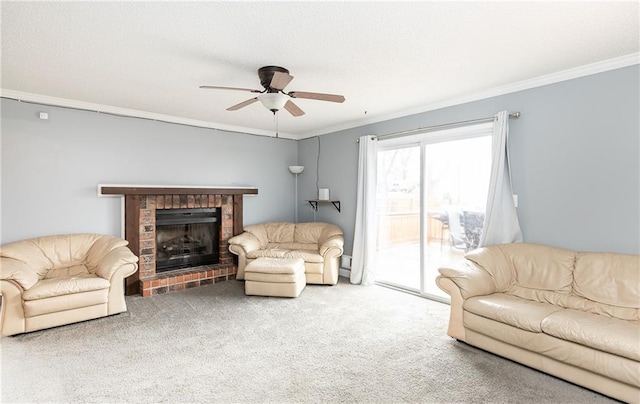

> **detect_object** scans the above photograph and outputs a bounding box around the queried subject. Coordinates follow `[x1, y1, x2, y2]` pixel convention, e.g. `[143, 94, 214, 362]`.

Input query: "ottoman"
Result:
[244, 257, 306, 298]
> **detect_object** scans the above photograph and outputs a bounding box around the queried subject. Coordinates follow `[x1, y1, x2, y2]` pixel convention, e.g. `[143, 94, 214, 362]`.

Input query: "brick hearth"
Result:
[99, 186, 258, 296]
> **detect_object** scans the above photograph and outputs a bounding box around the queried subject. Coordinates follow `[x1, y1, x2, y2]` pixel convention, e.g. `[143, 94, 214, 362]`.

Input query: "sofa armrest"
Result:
[435, 277, 466, 341]
[319, 235, 344, 257]
[0, 280, 27, 336]
[437, 260, 496, 300]
[436, 260, 496, 342]
[228, 232, 261, 255]
[94, 247, 139, 281]
[0, 257, 38, 290]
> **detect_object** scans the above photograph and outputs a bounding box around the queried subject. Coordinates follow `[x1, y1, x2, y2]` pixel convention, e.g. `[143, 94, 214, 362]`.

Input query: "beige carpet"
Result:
[1, 278, 615, 403]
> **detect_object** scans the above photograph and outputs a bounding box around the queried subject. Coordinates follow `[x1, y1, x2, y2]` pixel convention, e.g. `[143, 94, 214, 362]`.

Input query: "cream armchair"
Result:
[229, 222, 344, 285]
[0, 233, 139, 336]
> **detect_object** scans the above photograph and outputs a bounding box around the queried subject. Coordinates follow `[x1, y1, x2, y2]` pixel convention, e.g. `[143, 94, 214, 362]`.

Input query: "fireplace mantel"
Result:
[98, 184, 258, 196]
[99, 184, 258, 295]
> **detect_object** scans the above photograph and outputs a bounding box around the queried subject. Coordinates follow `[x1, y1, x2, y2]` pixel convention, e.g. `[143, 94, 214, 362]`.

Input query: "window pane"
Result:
[376, 146, 421, 290]
[423, 136, 491, 298]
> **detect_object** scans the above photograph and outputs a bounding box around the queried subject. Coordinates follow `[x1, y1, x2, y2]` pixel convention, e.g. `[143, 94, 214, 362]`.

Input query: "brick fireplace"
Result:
[99, 186, 258, 296]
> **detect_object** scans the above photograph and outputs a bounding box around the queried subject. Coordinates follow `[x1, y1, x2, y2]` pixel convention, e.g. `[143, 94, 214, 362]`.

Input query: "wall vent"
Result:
[341, 255, 352, 269]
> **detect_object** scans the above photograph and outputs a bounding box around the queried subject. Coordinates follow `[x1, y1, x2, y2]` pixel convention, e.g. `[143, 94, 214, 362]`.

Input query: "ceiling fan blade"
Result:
[288, 91, 345, 103]
[227, 97, 259, 111]
[284, 100, 305, 117]
[200, 85, 261, 93]
[270, 71, 294, 90]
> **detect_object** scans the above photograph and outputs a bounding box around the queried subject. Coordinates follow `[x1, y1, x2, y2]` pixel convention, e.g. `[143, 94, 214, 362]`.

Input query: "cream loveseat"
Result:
[228, 222, 344, 285]
[0, 233, 139, 337]
[436, 243, 640, 403]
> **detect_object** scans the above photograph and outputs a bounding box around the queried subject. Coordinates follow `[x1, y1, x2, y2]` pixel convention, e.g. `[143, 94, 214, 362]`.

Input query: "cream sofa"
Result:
[436, 243, 640, 403]
[228, 222, 344, 285]
[0, 233, 139, 336]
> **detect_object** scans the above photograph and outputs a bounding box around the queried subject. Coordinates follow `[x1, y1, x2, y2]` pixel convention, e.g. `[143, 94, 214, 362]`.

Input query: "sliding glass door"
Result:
[376, 146, 422, 291]
[375, 125, 492, 301]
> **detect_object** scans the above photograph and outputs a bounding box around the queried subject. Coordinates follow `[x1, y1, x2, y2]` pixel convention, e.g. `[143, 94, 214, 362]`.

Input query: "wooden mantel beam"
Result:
[98, 184, 258, 196]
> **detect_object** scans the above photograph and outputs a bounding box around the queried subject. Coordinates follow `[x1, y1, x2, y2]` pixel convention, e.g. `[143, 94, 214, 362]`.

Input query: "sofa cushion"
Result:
[244, 223, 296, 247]
[464, 312, 640, 388]
[45, 264, 91, 279]
[500, 243, 576, 293]
[287, 250, 323, 263]
[563, 295, 639, 322]
[294, 222, 326, 243]
[293, 222, 342, 244]
[262, 242, 320, 251]
[506, 286, 640, 321]
[246, 249, 323, 263]
[23, 289, 109, 317]
[264, 222, 295, 243]
[266, 242, 293, 250]
[32, 234, 105, 270]
[303, 262, 324, 275]
[291, 242, 318, 251]
[242, 224, 269, 248]
[574, 252, 640, 309]
[464, 293, 563, 332]
[505, 285, 571, 306]
[542, 309, 640, 361]
[465, 247, 513, 292]
[246, 249, 289, 259]
[22, 274, 110, 301]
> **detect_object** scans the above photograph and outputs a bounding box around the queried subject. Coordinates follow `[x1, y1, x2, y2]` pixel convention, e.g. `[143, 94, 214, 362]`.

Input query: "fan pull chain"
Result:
[275, 111, 279, 138]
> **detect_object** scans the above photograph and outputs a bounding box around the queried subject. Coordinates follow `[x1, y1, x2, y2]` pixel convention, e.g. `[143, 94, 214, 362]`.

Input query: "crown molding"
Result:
[298, 52, 640, 139]
[0, 89, 297, 140]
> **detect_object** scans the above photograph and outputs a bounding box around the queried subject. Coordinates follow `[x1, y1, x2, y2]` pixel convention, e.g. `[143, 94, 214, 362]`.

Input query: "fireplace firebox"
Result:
[155, 208, 219, 272]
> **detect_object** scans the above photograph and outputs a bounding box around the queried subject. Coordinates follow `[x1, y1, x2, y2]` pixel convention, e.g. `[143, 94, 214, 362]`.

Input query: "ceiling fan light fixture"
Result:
[258, 93, 288, 113]
[200, 66, 344, 118]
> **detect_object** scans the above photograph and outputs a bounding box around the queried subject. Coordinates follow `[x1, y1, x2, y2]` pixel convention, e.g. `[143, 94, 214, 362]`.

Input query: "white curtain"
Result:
[479, 110, 523, 246]
[350, 135, 378, 285]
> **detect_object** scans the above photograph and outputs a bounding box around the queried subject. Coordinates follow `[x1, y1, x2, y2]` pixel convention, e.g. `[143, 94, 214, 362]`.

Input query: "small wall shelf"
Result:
[307, 200, 341, 212]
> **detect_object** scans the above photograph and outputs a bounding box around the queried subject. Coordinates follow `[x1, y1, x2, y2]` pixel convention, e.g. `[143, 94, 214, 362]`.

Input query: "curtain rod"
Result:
[358, 111, 521, 142]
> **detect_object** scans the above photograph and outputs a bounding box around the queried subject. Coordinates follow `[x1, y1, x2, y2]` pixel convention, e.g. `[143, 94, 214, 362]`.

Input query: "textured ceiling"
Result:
[1, 1, 638, 138]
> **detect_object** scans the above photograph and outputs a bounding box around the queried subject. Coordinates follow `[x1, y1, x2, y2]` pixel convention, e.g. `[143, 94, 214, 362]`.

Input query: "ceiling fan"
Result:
[200, 66, 345, 117]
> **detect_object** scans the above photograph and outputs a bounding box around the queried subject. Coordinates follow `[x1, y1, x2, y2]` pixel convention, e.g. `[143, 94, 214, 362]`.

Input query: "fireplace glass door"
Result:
[155, 208, 219, 272]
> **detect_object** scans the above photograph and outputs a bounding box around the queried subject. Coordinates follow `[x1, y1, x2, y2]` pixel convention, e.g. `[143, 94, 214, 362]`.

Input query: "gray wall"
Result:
[3, 65, 638, 254]
[1, 99, 298, 244]
[298, 65, 640, 255]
